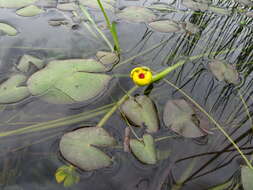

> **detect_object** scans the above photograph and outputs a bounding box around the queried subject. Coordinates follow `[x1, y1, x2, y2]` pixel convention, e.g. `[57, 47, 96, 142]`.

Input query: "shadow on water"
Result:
[0, 0, 252, 189]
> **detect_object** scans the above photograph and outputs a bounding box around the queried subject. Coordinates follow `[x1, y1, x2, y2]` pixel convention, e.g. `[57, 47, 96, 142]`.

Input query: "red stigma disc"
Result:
[138, 73, 145, 79]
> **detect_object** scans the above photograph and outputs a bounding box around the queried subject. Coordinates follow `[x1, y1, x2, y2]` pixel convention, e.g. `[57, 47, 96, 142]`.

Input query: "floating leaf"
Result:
[235, 0, 253, 6]
[241, 166, 253, 190]
[57, 2, 78, 11]
[147, 3, 175, 12]
[0, 74, 30, 104]
[116, 6, 157, 23]
[17, 54, 44, 72]
[208, 6, 231, 15]
[79, 0, 115, 11]
[96, 51, 119, 65]
[121, 95, 159, 133]
[148, 20, 182, 33]
[0, 0, 37, 8]
[48, 19, 69, 27]
[60, 127, 116, 171]
[208, 60, 239, 85]
[246, 11, 253, 18]
[0, 23, 18, 36]
[16, 5, 44, 17]
[27, 59, 113, 104]
[163, 99, 206, 138]
[55, 165, 80, 187]
[182, 0, 208, 11]
[130, 134, 157, 164]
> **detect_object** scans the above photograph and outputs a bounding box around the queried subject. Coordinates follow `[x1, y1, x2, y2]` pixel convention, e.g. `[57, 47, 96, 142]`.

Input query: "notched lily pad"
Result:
[148, 20, 182, 33]
[0, 0, 37, 8]
[0, 23, 18, 36]
[130, 134, 157, 164]
[241, 166, 253, 190]
[27, 59, 113, 104]
[121, 95, 159, 133]
[60, 127, 116, 171]
[16, 5, 44, 17]
[96, 51, 119, 65]
[0, 74, 30, 104]
[163, 99, 206, 138]
[116, 6, 157, 23]
[79, 0, 115, 11]
[208, 6, 231, 15]
[208, 60, 239, 85]
[182, 0, 209, 11]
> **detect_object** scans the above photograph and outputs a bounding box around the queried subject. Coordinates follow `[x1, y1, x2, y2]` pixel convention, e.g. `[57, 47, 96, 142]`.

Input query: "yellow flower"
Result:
[55, 165, 80, 187]
[130, 67, 153, 86]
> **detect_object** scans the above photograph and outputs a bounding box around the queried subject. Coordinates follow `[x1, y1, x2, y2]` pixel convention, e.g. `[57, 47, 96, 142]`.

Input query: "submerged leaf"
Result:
[148, 20, 182, 33]
[57, 2, 78, 11]
[147, 3, 175, 12]
[27, 59, 113, 104]
[0, 0, 37, 8]
[241, 166, 253, 190]
[59, 127, 116, 171]
[16, 5, 44, 17]
[17, 54, 44, 72]
[208, 60, 239, 85]
[163, 99, 206, 138]
[121, 95, 159, 133]
[0, 23, 18, 36]
[116, 6, 157, 23]
[130, 134, 157, 164]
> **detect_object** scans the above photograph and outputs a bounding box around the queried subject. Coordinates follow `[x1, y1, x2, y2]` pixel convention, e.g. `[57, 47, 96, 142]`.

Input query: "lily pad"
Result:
[96, 51, 119, 65]
[16, 5, 44, 17]
[27, 59, 113, 104]
[57, 3, 78, 11]
[0, 74, 30, 104]
[0, 0, 37, 8]
[17, 54, 44, 72]
[130, 134, 157, 164]
[208, 60, 239, 85]
[0, 23, 18, 36]
[182, 0, 209, 11]
[148, 20, 182, 33]
[163, 99, 206, 138]
[116, 6, 157, 23]
[121, 95, 159, 133]
[79, 0, 115, 11]
[59, 127, 116, 171]
[208, 6, 231, 15]
[241, 166, 253, 190]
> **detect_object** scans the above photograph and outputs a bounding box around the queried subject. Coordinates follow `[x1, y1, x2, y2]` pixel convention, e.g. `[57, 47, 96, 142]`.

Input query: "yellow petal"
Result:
[55, 170, 66, 183]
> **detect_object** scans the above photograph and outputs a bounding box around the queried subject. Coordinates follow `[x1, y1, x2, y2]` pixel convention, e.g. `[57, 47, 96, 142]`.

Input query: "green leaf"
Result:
[0, 0, 37, 8]
[163, 99, 206, 138]
[0, 74, 30, 104]
[17, 54, 44, 72]
[0, 22, 18, 36]
[148, 19, 182, 33]
[79, 0, 115, 11]
[27, 59, 112, 104]
[121, 95, 159, 133]
[59, 127, 116, 171]
[96, 51, 119, 65]
[130, 134, 157, 164]
[16, 5, 44, 17]
[241, 166, 253, 190]
[208, 60, 239, 85]
[116, 6, 157, 23]
[55, 165, 80, 187]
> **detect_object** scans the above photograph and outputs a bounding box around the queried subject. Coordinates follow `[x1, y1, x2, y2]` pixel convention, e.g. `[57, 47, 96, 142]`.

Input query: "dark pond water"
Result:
[0, 0, 252, 189]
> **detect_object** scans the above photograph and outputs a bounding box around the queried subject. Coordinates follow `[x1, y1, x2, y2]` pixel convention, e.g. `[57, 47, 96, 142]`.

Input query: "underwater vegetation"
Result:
[0, 0, 252, 189]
